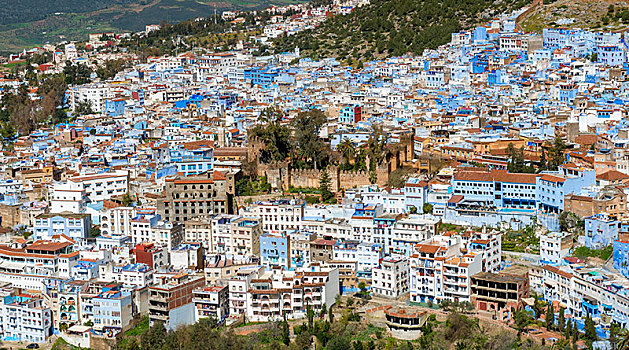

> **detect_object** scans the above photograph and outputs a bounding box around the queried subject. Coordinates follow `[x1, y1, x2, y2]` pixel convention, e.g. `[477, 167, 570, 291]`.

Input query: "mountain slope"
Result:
[272, 0, 530, 62]
[521, 0, 629, 32]
[0, 0, 302, 54]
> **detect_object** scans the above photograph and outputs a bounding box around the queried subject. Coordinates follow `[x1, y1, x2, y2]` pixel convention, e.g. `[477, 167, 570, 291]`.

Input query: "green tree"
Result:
[584, 313, 597, 342]
[513, 308, 533, 335]
[63, 61, 92, 85]
[76, 101, 95, 116]
[545, 303, 554, 331]
[558, 306, 565, 331]
[532, 297, 543, 319]
[122, 193, 134, 207]
[369, 170, 377, 184]
[281, 314, 290, 346]
[547, 137, 567, 171]
[89, 226, 101, 238]
[366, 124, 389, 170]
[140, 321, 167, 349]
[250, 107, 292, 163]
[307, 304, 314, 331]
[423, 203, 433, 214]
[291, 109, 328, 170]
[319, 168, 334, 203]
[610, 322, 621, 350]
[506, 143, 534, 173]
[539, 148, 548, 172]
[96, 59, 131, 80]
[565, 318, 573, 341]
[326, 336, 350, 350]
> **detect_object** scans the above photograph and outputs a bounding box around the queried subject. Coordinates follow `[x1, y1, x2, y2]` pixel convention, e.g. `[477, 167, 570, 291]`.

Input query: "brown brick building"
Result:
[156, 171, 234, 224]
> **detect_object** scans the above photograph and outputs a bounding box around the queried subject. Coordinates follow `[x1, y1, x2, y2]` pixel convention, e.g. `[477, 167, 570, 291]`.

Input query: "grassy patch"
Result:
[572, 246, 613, 261]
[352, 323, 386, 342]
[438, 223, 466, 233]
[501, 226, 538, 253]
[124, 315, 149, 337]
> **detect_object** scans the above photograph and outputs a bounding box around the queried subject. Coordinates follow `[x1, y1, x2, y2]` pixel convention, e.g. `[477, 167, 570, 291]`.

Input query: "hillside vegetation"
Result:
[521, 0, 629, 32]
[0, 0, 301, 54]
[272, 0, 530, 63]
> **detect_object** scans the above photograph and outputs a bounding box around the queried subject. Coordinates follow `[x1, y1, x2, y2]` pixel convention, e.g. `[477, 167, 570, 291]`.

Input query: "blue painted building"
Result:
[339, 105, 362, 124]
[598, 46, 626, 66]
[92, 288, 133, 338]
[33, 213, 91, 241]
[613, 239, 629, 279]
[105, 99, 125, 117]
[260, 232, 290, 268]
[583, 214, 619, 249]
[244, 67, 279, 88]
[536, 166, 596, 231]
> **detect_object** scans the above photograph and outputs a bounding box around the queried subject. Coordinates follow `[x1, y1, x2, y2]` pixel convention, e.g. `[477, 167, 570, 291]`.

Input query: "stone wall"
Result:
[253, 135, 413, 192]
[261, 164, 390, 193]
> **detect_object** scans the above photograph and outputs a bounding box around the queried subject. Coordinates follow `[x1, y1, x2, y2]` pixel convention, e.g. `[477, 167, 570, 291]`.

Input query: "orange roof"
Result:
[414, 244, 440, 254]
[213, 170, 226, 181]
[597, 170, 629, 181]
[540, 174, 565, 183]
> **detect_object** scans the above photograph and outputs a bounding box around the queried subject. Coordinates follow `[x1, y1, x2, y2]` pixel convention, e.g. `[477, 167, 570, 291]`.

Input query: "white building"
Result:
[540, 231, 573, 265]
[246, 264, 340, 322]
[0, 294, 52, 343]
[49, 182, 89, 214]
[193, 285, 229, 323]
[68, 171, 129, 203]
[228, 266, 263, 317]
[372, 258, 409, 299]
[409, 233, 485, 304]
[241, 199, 305, 232]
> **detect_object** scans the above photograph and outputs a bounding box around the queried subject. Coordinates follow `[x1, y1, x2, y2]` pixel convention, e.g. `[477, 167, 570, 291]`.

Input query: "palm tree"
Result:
[338, 137, 355, 168]
[618, 330, 629, 350]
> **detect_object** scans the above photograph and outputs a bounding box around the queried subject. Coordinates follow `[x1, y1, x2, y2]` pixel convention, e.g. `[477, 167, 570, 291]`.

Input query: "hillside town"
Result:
[0, 0, 628, 349]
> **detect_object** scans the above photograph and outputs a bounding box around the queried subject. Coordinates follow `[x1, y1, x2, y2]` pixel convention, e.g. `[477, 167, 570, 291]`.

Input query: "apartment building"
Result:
[470, 265, 529, 322]
[92, 289, 133, 337]
[260, 232, 290, 268]
[242, 199, 305, 232]
[540, 231, 573, 265]
[49, 182, 88, 214]
[246, 265, 340, 322]
[229, 266, 263, 317]
[33, 213, 91, 241]
[332, 240, 383, 273]
[0, 294, 52, 343]
[372, 258, 409, 299]
[100, 206, 156, 237]
[288, 230, 316, 268]
[157, 172, 233, 224]
[530, 265, 629, 329]
[131, 216, 184, 252]
[184, 216, 213, 249]
[210, 215, 262, 256]
[390, 215, 439, 256]
[68, 171, 129, 203]
[0, 239, 77, 280]
[149, 273, 206, 330]
[193, 285, 229, 323]
[409, 234, 486, 304]
[98, 262, 154, 287]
